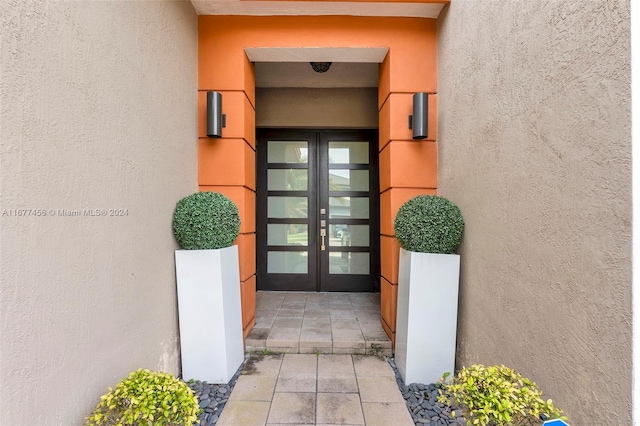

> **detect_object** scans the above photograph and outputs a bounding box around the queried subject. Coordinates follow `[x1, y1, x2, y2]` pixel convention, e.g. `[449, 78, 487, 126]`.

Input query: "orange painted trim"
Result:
[379, 97, 391, 152]
[380, 277, 397, 332]
[241, 275, 257, 330]
[379, 141, 438, 191]
[243, 318, 256, 340]
[380, 235, 400, 284]
[244, 52, 256, 109]
[198, 138, 256, 190]
[378, 56, 391, 110]
[236, 233, 257, 281]
[380, 316, 395, 347]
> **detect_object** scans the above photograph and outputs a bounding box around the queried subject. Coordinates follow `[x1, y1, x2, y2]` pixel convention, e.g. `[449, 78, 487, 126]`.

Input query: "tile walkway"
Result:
[246, 292, 392, 356]
[218, 353, 414, 426]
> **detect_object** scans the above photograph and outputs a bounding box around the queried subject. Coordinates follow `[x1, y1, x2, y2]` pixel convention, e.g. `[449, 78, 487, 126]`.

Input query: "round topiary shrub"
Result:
[173, 191, 241, 250]
[394, 195, 463, 254]
[85, 369, 200, 426]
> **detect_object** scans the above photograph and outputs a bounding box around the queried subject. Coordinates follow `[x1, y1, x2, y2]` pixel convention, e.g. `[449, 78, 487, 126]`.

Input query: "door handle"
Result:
[320, 228, 326, 251]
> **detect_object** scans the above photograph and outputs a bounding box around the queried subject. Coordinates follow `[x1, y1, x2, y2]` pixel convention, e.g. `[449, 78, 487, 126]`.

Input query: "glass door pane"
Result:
[328, 141, 369, 164]
[319, 131, 379, 292]
[268, 141, 308, 163]
[328, 169, 369, 191]
[257, 132, 317, 291]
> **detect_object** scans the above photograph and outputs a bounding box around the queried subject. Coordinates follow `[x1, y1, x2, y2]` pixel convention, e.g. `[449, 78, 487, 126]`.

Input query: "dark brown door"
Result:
[256, 129, 380, 292]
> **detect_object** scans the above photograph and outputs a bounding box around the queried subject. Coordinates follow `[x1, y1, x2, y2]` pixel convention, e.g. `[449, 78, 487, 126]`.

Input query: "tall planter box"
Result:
[395, 248, 460, 385]
[175, 245, 244, 383]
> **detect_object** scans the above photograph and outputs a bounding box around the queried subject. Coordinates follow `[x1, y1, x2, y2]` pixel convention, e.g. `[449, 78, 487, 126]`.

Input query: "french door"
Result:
[256, 129, 380, 292]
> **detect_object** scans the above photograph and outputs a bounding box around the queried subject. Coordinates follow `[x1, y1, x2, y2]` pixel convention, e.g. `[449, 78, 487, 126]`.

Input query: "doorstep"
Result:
[246, 292, 392, 356]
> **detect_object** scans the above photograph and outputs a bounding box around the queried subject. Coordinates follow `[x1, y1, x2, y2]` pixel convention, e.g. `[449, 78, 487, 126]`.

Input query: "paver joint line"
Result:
[232, 352, 412, 426]
[249, 293, 403, 425]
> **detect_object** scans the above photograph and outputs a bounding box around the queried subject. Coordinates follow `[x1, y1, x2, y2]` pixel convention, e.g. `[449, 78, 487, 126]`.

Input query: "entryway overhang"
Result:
[191, 0, 448, 18]
[245, 47, 389, 63]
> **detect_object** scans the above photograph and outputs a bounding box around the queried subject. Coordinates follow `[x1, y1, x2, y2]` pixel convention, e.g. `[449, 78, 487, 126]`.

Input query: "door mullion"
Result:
[315, 132, 324, 292]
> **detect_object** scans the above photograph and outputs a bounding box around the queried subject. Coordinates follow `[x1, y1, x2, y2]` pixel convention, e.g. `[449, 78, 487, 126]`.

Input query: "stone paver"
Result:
[221, 351, 414, 425]
[273, 317, 303, 328]
[276, 353, 318, 392]
[267, 392, 316, 424]
[361, 402, 415, 426]
[357, 376, 406, 404]
[228, 375, 277, 401]
[243, 353, 284, 375]
[299, 328, 333, 354]
[352, 355, 395, 377]
[317, 354, 358, 393]
[332, 318, 361, 330]
[217, 400, 271, 425]
[316, 393, 365, 425]
[277, 308, 305, 317]
[267, 327, 301, 351]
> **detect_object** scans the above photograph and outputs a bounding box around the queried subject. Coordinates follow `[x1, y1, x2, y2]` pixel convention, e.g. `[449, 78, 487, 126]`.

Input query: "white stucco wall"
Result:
[438, 1, 631, 424]
[0, 1, 197, 424]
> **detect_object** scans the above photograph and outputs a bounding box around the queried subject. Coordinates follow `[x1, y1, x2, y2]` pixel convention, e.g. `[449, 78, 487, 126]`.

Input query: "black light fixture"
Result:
[310, 62, 332, 73]
[408, 92, 428, 140]
[206, 91, 226, 138]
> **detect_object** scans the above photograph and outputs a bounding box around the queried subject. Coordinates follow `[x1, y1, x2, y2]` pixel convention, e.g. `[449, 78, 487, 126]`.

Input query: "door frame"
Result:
[256, 128, 380, 292]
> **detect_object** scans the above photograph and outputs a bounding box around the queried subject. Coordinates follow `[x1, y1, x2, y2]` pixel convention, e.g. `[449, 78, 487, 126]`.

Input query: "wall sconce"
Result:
[206, 91, 226, 138]
[408, 92, 428, 140]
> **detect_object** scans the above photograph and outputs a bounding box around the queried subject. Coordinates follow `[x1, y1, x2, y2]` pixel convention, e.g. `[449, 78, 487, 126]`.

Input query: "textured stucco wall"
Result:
[0, 1, 197, 424]
[437, 1, 631, 424]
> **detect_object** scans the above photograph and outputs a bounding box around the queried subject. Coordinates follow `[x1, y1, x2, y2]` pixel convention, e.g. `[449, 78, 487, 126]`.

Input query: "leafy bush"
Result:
[173, 191, 241, 250]
[394, 195, 463, 253]
[86, 369, 200, 426]
[439, 364, 566, 426]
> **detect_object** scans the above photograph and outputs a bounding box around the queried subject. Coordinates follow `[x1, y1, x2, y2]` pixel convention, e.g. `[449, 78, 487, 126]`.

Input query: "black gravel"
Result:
[388, 358, 466, 426]
[184, 360, 244, 426]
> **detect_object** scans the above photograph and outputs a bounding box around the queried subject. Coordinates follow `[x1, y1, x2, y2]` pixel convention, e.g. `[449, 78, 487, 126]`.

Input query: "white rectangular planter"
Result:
[395, 248, 460, 385]
[175, 245, 244, 383]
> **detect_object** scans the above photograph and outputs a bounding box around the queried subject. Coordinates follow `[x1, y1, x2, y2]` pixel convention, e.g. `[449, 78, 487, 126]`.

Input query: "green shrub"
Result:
[439, 364, 566, 426]
[173, 191, 241, 250]
[393, 195, 463, 253]
[86, 369, 200, 426]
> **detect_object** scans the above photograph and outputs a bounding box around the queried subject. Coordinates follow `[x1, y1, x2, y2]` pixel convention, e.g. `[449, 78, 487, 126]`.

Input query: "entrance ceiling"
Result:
[255, 62, 378, 88]
[250, 48, 384, 88]
[190, 0, 447, 18]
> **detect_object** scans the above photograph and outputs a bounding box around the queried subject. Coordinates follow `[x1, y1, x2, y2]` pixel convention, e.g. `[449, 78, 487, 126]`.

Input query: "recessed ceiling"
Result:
[190, 0, 446, 18]
[251, 47, 384, 88]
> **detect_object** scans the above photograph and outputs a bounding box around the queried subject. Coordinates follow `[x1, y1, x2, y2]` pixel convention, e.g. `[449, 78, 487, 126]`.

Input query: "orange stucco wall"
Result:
[198, 15, 438, 344]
